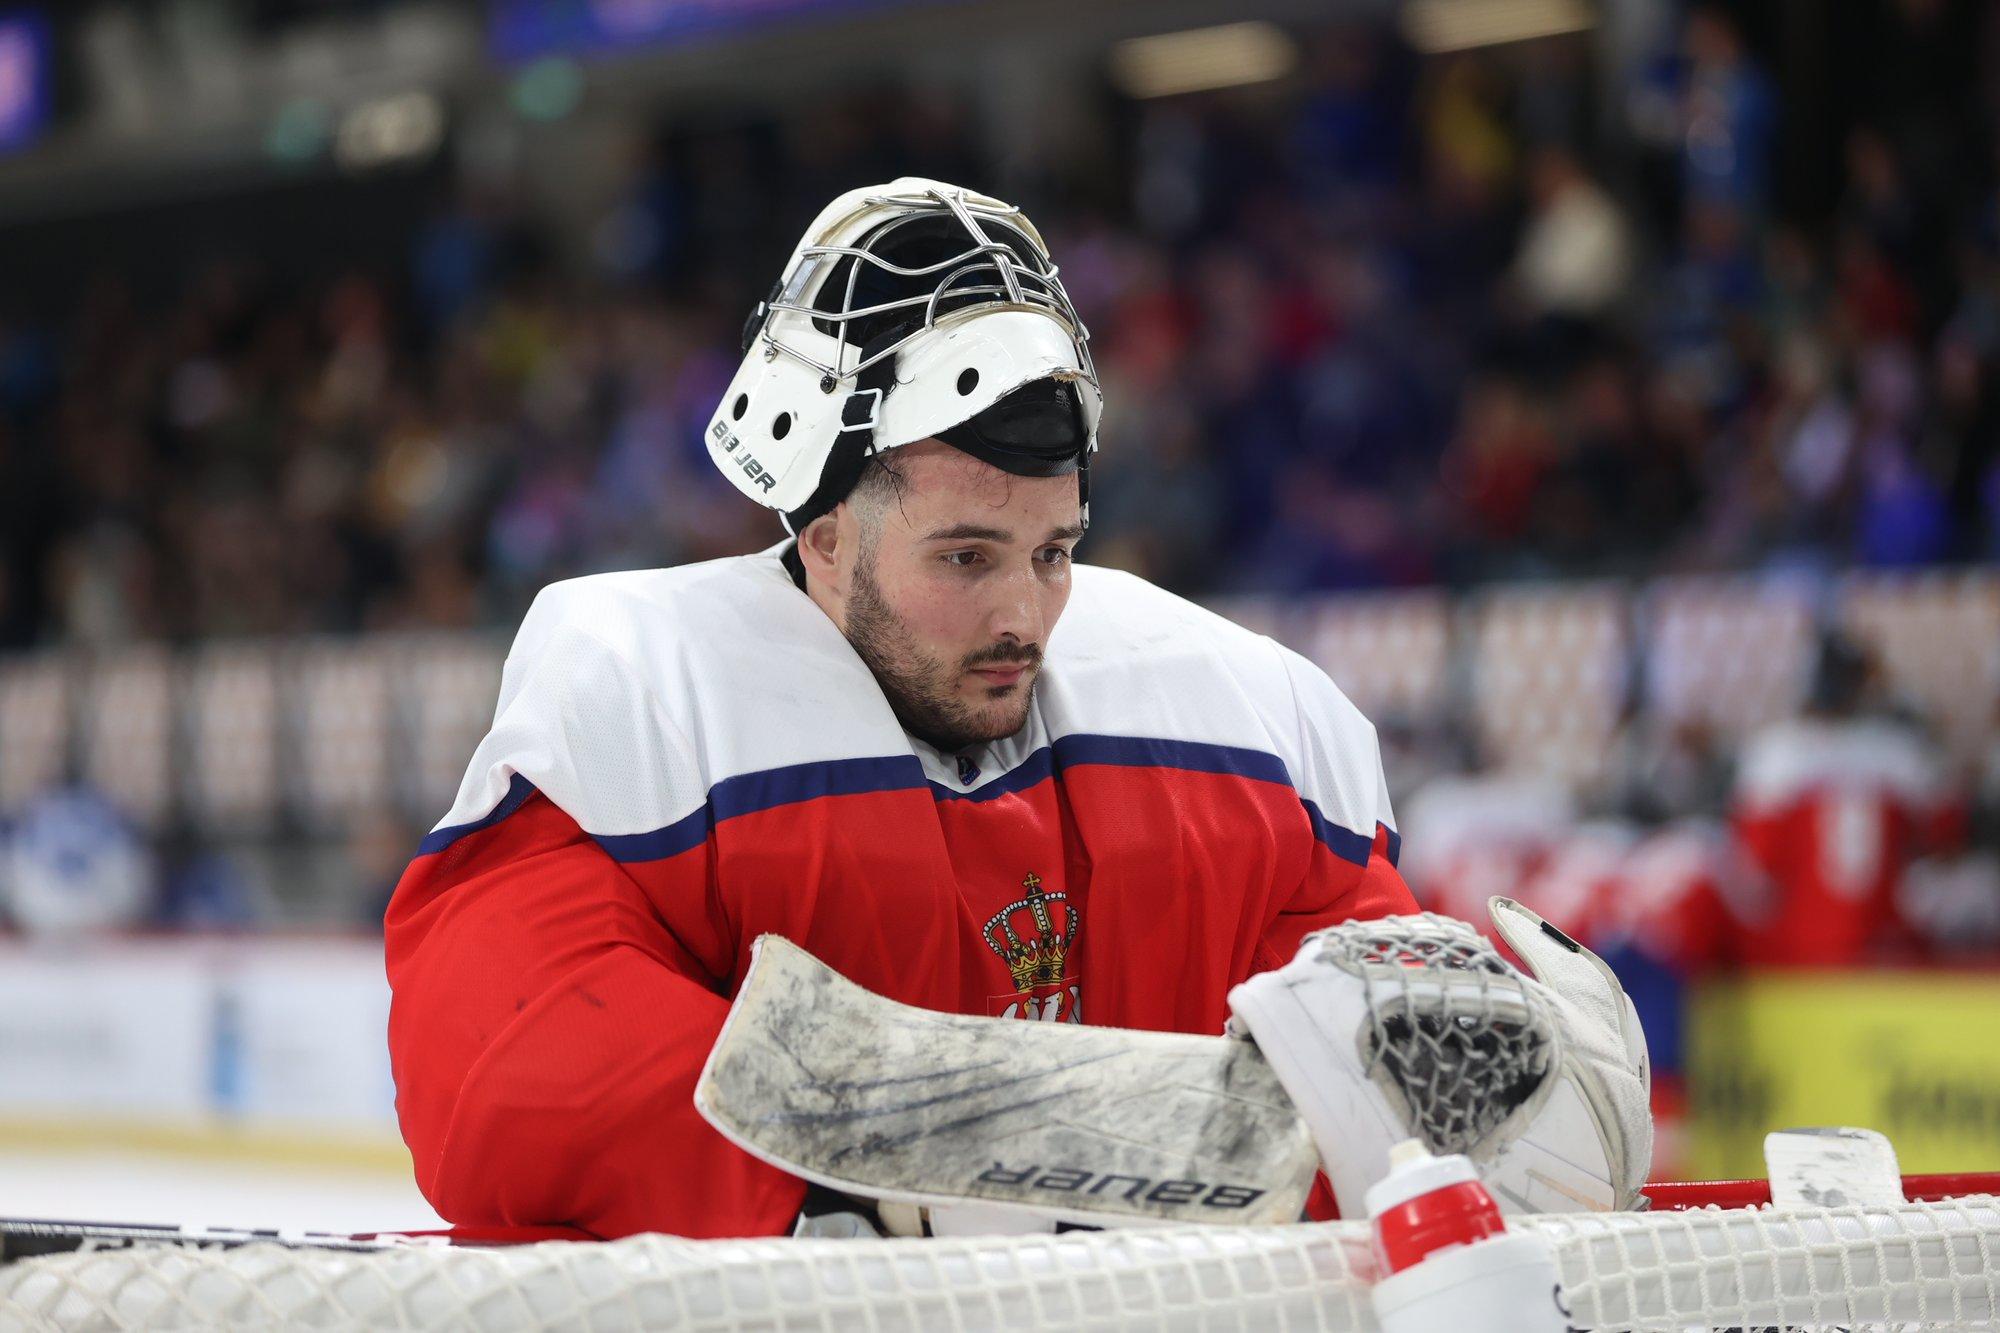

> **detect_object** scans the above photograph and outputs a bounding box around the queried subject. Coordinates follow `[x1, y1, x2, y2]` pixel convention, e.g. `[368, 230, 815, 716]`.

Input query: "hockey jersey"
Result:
[385, 545, 1414, 1239]
[1731, 715, 1949, 966]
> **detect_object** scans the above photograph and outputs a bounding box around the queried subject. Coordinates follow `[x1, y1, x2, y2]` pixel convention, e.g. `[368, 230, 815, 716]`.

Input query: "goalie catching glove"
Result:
[1226, 897, 1652, 1219]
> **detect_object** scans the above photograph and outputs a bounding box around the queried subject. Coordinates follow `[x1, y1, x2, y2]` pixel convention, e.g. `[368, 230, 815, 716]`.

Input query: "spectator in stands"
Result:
[0, 10, 1990, 647]
[1676, 6, 1777, 217]
[1509, 146, 1635, 327]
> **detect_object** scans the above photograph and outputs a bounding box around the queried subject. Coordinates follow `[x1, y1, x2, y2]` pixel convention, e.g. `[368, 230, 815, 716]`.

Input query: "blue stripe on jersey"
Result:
[710, 754, 927, 821]
[417, 772, 538, 856]
[928, 735, 1289, 803]
[427, 737, 1379, 867]
[1302, 798, 1374, 868]
[929, 747, 1054, 803]
[592, 807, 711, 863]
[597, 754, 930, 862]
[1054, 734, 1378, 865]
[1051, 733, 1294, 786]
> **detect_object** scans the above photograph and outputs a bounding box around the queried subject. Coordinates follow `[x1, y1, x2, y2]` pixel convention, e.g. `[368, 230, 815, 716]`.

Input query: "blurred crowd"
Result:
[2, 3, 1999, 963]
[1, 4, 1997, 651]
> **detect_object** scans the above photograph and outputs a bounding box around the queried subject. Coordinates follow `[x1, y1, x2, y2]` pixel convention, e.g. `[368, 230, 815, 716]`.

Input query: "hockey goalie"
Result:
[383, 179, 1652, 1241]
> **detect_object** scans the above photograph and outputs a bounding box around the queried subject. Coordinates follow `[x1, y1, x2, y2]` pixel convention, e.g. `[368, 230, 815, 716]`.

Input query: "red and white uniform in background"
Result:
[1606, 819, 1758, 975]
[1393, 773, 1575, 926]
[384, 547, 1416, 1239]
[1400, 764, 1757, 974]
[1511, 820, 1642, 950]
[1730, 715, 1956, 966]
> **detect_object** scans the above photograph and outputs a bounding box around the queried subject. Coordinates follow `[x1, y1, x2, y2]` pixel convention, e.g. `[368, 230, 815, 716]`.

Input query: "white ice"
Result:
[0, 1148, 445, 1236]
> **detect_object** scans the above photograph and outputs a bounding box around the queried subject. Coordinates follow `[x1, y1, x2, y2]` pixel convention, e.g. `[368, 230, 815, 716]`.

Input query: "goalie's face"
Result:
[800, 439, 1082, 754]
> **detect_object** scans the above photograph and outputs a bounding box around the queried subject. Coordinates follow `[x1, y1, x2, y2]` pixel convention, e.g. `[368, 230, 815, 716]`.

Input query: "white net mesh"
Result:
[1308, 912, 1557, 1156]
[5, 1197, 1996, 1332]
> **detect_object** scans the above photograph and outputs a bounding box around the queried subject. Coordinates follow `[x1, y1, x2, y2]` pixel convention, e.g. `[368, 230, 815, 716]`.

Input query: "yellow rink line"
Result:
[0, 1116, 416, 1175]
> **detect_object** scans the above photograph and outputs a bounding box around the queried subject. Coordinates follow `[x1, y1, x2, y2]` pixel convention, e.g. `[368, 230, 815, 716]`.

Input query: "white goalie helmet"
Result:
[705, 177, 1102, 531]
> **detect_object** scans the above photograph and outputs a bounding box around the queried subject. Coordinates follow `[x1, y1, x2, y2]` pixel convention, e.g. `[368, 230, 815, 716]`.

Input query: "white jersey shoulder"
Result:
[432, 550, 1392, 854]
[441, 549, 898, 840]
[1050, 566, 1393, 848]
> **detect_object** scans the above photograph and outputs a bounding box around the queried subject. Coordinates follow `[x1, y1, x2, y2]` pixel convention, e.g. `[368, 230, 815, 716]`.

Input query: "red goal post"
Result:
[1643, 1170, 2000, 1211]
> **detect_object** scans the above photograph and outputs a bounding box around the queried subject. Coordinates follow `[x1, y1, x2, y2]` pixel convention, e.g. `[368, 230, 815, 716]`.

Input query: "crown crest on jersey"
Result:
[983, 873, 1078, 992]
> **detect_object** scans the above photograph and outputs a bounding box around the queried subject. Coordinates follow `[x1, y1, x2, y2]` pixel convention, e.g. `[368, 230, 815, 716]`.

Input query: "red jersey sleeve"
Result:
[1254, 824, 1417, 974]
[385, 788, 806, 1240]
[1254, 643, 1419, 973]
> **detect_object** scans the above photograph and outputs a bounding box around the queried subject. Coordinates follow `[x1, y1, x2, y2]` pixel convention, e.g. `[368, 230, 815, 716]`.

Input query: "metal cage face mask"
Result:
[776, 191, 1093, 384]
[704, 178, 1102, 525]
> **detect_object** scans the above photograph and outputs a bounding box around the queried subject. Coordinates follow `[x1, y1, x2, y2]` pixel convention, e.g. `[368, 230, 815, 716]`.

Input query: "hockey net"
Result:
[6, 1186, 1998, 1331]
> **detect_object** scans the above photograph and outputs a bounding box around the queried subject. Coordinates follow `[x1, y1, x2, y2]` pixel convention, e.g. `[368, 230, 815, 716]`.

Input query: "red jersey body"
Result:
[386, 548, 1415, 1238]
[1731, 716, 1945, 966]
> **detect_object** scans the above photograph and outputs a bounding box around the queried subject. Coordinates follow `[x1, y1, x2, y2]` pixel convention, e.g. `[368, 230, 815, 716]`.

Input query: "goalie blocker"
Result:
[695, 899, 1651, 1233]
[695, 934, 1319, 1231]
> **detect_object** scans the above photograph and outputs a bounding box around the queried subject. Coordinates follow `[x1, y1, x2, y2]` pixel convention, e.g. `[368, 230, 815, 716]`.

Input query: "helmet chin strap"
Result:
[781, 349, 901, 535]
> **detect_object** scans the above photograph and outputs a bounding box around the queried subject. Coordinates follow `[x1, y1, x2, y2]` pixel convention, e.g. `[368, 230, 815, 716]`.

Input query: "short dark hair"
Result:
[846, 452, 910, 539]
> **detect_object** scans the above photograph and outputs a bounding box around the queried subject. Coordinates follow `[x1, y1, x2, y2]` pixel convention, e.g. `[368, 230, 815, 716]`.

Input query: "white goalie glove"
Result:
[1226, 897, 1653, 1217]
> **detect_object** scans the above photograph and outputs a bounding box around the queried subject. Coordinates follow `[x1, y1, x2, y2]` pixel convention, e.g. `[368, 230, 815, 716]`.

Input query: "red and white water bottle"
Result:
[1365, 1139, 1568, 1333]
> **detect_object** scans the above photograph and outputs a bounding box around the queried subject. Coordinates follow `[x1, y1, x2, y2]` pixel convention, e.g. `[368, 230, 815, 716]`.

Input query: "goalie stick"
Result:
[0, 1219, 586, 1263]
[0, 1220, 406, 1264]
[694, 934, 1320, 1227]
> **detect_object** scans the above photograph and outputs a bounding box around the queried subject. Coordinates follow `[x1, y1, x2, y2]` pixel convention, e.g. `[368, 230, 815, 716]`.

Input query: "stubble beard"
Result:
[844, 555, 1040, 754]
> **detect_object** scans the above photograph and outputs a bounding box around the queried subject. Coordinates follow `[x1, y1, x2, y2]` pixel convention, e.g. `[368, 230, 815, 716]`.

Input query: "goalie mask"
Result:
[705, 178, 1101, 532]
